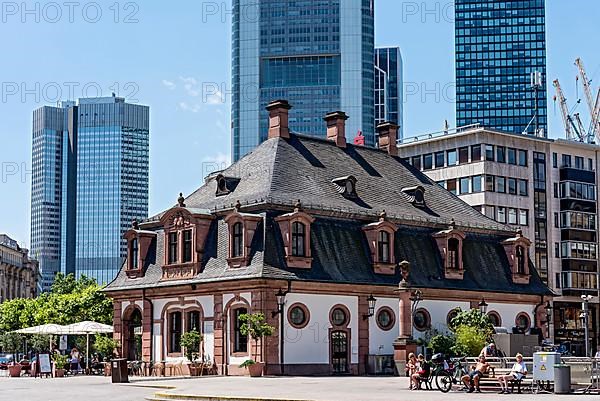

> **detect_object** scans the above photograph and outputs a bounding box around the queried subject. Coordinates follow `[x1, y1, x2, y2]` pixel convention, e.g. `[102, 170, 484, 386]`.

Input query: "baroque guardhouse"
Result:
[105, 101, 552, 376]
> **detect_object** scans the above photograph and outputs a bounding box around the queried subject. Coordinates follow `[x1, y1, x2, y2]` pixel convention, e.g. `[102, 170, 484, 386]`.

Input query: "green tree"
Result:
[451, 325, 487, 357]
[180, 330, 203, 363]
[239, 313, 274, 361]
[94, 335, 120, 360]
[0, 332, 24, 361]
[449, 308, 494, 340]
[28, 334, 55, 353]
[429, 334, 456, 357]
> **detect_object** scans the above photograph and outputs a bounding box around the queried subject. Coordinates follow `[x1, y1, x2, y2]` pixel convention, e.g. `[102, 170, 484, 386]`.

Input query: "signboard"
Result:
[59, 335, 68, 351]
[38, 353, 52, 374]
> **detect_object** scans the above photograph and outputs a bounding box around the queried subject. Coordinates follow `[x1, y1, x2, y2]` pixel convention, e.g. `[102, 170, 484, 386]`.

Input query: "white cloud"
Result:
[206, 89, 225, 105]
[162, 80, 176, 90]
[179, 76, 200, 97]
[178, 102, 201, 113]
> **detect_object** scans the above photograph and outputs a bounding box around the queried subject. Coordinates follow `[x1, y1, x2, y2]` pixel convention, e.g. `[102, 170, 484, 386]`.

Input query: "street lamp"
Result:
[271, 284, 291, 375]
[478, 298, 488, 314]
[580, 295, 593, 357]
[410, 290, 423, 316]
[363, 294, 377, 320]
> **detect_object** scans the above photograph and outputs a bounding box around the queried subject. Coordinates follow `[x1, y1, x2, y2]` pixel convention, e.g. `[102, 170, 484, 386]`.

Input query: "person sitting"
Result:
[406, 353, 418, 389]
[497, 353, 527, 394]
[480, 343, 496, 358]
[69, 347, 80, 375]
[462, 355, 490, 393]
[410, 354, 431, 390]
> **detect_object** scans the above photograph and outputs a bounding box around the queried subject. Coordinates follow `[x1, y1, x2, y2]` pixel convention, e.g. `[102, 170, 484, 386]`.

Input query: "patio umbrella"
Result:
[15, 324, 71, 352]
[64, 321, 114, 372]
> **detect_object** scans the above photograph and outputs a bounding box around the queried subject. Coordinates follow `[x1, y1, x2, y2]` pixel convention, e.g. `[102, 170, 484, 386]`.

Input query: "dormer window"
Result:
[232, 222, 244, 258]
[276, 201, 314, 268]
[378, 231, 391, 263]
[332, 176, 357, 198]
[224, 202, 262, 268]
[215, 174, 240, 197]
[362, 211, 398, 275]
[123, 221, 157, 279]
[502, 229, 532, 284]
[402, 185, 426, 207]
[159, 195, 215, 280]
[291, 221, 306, 257]
[432, 219, 466, 280]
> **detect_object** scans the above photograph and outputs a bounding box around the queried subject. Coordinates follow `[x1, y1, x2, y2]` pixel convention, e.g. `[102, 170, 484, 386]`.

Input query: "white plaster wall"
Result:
[283, 293, 359, 364]
[152, 298, 178, 320]
[413, 300, 470, 340]
[368, 298, 398, 355]
[487, 302, 536, 330]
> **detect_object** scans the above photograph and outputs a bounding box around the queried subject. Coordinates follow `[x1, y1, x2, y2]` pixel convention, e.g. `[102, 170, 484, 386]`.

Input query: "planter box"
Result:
[55, 369, 66, 378]
[8, 365, 22, 377]
[248, 362, 264, 377]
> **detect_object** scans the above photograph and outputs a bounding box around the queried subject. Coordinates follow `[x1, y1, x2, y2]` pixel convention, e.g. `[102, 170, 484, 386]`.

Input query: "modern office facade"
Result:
[0, 234, 38, 302]
[31, 96, 149, 291]
[398, 127, 599, 355]
[455, 0, 547, 135]
[231, 0, 375, 161]
[375, 47, 403, 140]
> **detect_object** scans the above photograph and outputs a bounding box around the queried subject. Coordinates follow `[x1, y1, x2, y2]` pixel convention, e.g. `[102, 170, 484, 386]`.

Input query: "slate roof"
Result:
[106, 133, 551, 296]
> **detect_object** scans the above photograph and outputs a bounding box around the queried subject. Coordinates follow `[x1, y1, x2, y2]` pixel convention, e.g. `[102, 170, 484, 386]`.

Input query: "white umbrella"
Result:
[63, 321, 114, 372]
[15, 323, 70, 335]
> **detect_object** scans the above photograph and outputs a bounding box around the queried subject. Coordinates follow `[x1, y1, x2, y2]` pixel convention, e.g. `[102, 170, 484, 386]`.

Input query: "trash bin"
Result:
[554, 364, 571, 394]
[111, 358, 129, 384]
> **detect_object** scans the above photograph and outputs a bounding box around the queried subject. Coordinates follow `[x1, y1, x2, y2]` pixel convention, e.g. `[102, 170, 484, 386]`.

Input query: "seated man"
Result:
[462, 355, 490, 393]
[480, 343, 496, 358]
[410, 354, 431, 390]
[497, 353, 527, 394]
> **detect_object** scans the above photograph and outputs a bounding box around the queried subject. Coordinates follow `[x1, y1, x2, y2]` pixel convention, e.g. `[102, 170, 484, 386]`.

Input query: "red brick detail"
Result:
[432, 228, 466, 280]
[224, 210, 262, 268]
[266, 100, 291, 139]
[502, 231, 532, 284]
[213, 294, 224, 375]
[398, 290, 412, 339]
[142, 299, 152, 362]
[376, 122, 398, 156]
[358, 296, 370, 375]
[324, 111, 348, 148]
[362, 214, 398, 275]
[113, 301, 123, 357]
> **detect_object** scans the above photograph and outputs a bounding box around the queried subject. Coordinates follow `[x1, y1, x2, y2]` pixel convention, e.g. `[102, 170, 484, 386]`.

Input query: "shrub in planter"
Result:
[180, 330, 203, 376]
[238, 313, 274, 377]
[52, 353, 69, 377]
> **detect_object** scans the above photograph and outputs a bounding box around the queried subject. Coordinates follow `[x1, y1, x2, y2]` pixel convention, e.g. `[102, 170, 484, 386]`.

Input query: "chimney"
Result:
[376, 121, 398, 156]
[324, 111, 348, 148]
[266, 100, 292, 139]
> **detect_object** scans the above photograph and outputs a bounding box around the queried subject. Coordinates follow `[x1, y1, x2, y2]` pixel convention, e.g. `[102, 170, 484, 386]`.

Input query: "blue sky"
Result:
[0, 0, 599, 246]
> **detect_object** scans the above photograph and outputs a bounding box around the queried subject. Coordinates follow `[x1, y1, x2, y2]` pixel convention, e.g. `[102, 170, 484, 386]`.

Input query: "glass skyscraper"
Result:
[232, 0, 375, 161]
[31, 96, 149, 290]
[455, 0, 547, 135]
[375, 47, 403, 139]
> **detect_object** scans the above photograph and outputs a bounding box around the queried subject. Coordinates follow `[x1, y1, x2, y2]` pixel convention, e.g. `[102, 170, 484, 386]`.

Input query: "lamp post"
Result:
[580, 295, 593, 357]
[272, 286, 290, 375]
[410, 290, 423, 317]
[478, 298, 488, 314]
[363, 294, 377, 320]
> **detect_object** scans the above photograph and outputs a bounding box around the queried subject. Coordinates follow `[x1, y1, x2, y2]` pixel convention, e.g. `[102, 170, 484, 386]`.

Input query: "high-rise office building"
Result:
[375, 46, 403, 139]
[31, 96, 149, 291]
[231, 0, 375, 161]
[455, 0, 547, 135]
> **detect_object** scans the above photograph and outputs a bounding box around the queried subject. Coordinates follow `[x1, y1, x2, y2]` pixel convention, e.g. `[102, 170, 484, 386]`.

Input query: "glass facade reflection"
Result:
[232, 0, 375, 161]
[375, 47, 403, 139]
[455, 0, 547, 135]
[30, 97, 149, 290]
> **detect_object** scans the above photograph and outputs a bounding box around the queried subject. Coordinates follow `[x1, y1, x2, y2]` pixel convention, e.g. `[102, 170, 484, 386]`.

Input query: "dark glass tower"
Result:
[455, 0, 547, 135]
[375, 47, 403, 139]
[30, 96, 149, 290]
[232, 0, 375, 161]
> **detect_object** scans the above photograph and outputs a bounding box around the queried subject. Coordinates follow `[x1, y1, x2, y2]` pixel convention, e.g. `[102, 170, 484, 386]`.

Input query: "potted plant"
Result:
[94, 335, 120, 376]
[180, 330, 203, 376]
[0, 332, 23, 377]
[52, 353, 69, 378]
[238, 312, 275, 377]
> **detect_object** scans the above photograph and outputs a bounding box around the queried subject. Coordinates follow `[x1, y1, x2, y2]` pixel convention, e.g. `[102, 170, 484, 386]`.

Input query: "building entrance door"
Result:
[331, 330, 349, 374]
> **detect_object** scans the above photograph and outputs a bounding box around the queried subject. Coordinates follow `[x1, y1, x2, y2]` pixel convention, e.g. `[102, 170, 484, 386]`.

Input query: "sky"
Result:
[0, 0, 599, 247]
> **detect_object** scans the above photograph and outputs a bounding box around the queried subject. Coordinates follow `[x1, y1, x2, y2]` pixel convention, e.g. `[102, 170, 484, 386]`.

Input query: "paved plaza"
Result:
[0, 375, 595, 401]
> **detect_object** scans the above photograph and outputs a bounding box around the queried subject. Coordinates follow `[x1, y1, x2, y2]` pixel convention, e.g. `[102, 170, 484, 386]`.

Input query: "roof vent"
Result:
[332, 175, 357, 198]
[215, 174, 240, 197]
[402, 185, 425, 207]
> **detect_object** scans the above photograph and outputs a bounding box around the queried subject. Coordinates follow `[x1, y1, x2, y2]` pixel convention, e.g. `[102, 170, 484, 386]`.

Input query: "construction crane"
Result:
[553, 79, 582, 141]
[574, 58, 600, 139]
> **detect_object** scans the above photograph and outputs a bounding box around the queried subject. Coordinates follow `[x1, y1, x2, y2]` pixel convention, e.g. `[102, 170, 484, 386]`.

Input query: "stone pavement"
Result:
[0, 375, 591, 401]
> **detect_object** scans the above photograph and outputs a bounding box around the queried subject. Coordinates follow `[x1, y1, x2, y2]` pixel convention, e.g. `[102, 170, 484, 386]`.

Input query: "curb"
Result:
[151, 392, 314, 401]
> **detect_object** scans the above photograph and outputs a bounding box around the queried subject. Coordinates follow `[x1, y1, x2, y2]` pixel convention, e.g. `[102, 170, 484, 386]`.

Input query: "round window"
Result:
[288, 304, 309, 329]
[376, 307, 395, 331]
[413, 308, 431, 332]
[487, 311, 502, 327]
[446, 308, 460, 327]
[331, 307, 348, 326]
[515, 313, 530, 330]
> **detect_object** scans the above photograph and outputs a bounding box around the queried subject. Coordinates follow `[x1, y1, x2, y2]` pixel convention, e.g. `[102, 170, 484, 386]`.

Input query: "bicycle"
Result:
[434, 356, 469, 393]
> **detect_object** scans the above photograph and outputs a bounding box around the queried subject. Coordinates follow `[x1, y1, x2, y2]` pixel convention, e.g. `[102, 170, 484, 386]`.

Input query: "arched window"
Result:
[169, 311, 182, 353]
[447, 238, 459, 269]
[291, 221, 306, 257]
[516, 246, 525, 274]
[130, 238, 139, 269]
[232, 222, 243, 258]
[168, 232, 178, 264]
[378, 231, 391, 263]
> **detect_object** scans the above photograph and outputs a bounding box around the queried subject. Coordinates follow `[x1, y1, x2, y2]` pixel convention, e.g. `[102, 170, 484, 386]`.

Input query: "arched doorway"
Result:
[330, 330, 349, 374]
[123, 307, 143, 361]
